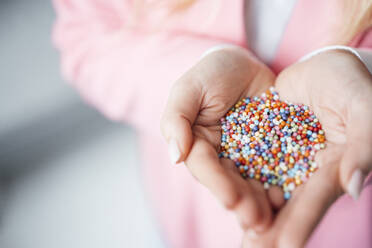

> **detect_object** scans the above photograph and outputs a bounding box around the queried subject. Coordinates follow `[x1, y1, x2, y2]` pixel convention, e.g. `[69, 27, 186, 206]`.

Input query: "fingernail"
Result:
[347, 169, 365, 200]
[168, 139, 181, 164]
[246, 229, 258, 239]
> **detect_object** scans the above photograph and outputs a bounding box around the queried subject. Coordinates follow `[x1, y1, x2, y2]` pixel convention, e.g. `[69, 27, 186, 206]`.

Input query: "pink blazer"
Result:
[53, 0, 372, 247]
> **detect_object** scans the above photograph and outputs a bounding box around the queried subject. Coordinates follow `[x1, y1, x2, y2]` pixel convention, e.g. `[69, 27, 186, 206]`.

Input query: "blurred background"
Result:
[0, 0, 165, 247]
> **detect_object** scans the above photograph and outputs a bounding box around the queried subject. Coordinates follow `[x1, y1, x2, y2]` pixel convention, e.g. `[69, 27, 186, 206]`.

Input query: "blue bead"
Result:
[284, 192, 291, 200]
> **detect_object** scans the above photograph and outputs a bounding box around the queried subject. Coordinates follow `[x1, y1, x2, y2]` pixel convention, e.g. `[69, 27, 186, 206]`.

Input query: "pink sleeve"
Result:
[52, 0, 226, 124]
[353, 28, 372, 75]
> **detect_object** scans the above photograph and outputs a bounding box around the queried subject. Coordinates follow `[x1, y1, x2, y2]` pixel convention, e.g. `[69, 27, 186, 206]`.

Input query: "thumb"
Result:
[340, 101, 372, 200]
[160, 77, 202, 164]
[340, 143, 371, 200]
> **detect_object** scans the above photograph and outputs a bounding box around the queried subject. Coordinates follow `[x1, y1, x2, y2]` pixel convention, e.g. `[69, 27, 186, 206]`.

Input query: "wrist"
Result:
[299, 45, 363, 63]
[299, 45, 372, 77]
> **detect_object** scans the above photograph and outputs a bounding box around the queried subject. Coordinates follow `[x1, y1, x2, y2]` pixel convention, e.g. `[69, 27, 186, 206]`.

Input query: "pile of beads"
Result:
[219, 87, 326, 200]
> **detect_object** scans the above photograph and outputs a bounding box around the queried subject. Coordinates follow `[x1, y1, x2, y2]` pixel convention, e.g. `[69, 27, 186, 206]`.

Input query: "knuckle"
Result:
[223, 189, 242, 210]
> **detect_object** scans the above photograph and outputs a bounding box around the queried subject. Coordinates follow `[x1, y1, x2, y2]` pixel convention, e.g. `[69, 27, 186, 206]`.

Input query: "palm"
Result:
[243, 50, 372, 247]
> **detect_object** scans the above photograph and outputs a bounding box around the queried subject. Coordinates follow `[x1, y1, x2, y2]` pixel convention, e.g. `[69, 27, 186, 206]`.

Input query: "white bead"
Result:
[288, 182, 295, 191]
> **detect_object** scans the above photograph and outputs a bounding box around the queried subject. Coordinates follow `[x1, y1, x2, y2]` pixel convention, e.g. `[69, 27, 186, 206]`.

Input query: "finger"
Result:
[267, 186, 285, 210]
[340, 100, 372, 199]
[219, 159, 273, 231]
[276, 159, 342, 248]
[218, 160, 274, 233]
[186, 137, 244, 209]
[160, 77, 202, 164]
[243, 149, 342, 248]
[247, 179, 273, 231]
[242, 187, 305, 248]
[186, 137, 272, 231]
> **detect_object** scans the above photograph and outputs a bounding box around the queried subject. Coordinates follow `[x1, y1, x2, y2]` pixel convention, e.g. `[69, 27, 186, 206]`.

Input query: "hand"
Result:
[160, 46, 278, 231]
[243, 50, 372, 248]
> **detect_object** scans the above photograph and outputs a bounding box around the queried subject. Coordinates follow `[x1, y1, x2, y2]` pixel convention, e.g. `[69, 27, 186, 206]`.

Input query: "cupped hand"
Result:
[160, 46, 278, 231]
[243, 50, 372, 248]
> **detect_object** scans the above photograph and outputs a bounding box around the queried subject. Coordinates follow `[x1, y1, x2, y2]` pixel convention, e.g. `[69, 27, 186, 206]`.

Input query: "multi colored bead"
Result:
[219, 87, 326, 199]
